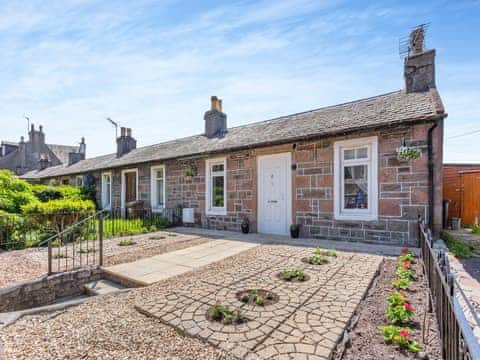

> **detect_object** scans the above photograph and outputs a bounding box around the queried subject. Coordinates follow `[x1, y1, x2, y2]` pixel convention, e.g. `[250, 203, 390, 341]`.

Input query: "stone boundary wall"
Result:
[0, 268, 103, 313]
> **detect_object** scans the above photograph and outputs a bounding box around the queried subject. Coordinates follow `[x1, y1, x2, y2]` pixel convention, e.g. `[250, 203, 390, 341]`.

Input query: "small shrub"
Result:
[149, 225, 158, 232]
[440, 231, 476, 259]
[471, 225, 480, 234]
[380, 325, 421, 353]
[314, 248, 337, 257]
[78, 247, 96, 254]
[118, 239, 136, 246]
[303, 254, 329, 265]
[281, 269, 306, 281]
[168, 233, 178, 237]
[240, 294, 250, 303]
[149, 235, 166, 240]
[208, 303, 244, 325]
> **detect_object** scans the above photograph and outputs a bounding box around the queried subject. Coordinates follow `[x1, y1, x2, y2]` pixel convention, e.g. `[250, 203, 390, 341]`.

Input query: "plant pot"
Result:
[290, 226, 300, 238]
[241, 223, 249, 234]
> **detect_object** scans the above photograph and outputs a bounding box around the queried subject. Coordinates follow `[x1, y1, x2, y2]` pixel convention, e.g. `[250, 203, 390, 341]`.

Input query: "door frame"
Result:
[121, 168, 139, 210]
[257, 152, 292, 235]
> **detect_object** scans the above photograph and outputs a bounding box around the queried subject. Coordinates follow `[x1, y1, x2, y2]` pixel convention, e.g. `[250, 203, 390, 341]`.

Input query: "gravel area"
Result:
[342, 258, 442, 360]
[0, 230, 209, 288]
[0, 290, 233, 360]
[0, 245, 382, 359]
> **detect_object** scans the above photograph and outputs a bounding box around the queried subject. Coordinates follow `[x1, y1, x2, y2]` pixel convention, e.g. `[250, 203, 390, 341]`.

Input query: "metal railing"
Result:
[44, 207, 182, 274]
[44, 210, 104, 274]
[419, 218, 480, 360]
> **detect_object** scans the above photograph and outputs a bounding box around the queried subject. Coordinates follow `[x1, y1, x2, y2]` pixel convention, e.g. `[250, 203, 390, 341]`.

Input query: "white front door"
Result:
[258, 153, 291, 235]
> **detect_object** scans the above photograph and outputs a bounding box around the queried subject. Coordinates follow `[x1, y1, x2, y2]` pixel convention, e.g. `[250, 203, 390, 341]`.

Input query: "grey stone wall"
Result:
[0, 268, 103, 313]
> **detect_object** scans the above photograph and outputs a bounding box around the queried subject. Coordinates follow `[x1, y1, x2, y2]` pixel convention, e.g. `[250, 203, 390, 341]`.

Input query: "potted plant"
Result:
[290, 224, 300, 238]
[241, 218, 250, 234]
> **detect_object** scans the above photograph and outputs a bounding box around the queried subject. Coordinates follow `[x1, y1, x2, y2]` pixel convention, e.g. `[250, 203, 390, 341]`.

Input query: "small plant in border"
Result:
[281, 269, 306, 281]
[380, 325, 421, 353]
[118, 238, 136, 246]
[303, 254, 329, 265]
[208, 301, 244, 325]
[386, 291, 415, 324]
[314, 248, 337, 257]
[392, 277, 410, 290]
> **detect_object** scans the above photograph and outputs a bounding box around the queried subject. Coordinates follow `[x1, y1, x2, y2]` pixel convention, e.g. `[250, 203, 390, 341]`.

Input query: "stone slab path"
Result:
[136, 245, 383, 359]
[104, 239, 259, 285]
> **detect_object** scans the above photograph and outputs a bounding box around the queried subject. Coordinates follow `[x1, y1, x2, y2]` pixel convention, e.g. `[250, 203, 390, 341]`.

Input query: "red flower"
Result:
[399, 329, 410, 338]
[402, 261, 411, 269]
[404, 303, 414, 312]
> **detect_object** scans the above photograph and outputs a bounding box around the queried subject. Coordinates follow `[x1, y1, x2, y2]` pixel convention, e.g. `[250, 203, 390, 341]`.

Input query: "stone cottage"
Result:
[0, 124, 85, 175]
[22, 28, 446, 246]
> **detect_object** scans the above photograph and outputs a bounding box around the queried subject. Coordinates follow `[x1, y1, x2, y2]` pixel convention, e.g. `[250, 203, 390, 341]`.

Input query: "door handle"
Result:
[267, 200, 278, 203]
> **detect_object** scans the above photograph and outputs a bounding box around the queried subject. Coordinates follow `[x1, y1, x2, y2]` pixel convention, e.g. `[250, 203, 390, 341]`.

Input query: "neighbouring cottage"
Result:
[21, 28, 446, 246]
[0, 124, 85, 175]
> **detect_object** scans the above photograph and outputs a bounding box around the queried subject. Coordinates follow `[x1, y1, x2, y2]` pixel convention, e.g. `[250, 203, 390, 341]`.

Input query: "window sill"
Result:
[206, 209, 227, 216]
[334, 213, 378, 221]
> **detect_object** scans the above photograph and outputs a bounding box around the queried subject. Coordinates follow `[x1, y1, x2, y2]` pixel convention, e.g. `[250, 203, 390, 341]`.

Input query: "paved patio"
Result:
[136, 244, 383, 359]
[104, 239, 259, 285]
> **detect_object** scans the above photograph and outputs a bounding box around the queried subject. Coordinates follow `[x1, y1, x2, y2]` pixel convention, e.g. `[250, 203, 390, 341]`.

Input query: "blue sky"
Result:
[0, 0, 479, 162]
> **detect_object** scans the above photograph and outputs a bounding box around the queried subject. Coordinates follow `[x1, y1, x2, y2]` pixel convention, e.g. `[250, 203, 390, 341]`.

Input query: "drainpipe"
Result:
[427, 122, 438, 230]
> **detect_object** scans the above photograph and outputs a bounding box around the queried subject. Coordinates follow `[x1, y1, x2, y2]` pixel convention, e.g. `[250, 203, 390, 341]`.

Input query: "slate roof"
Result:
[47, 144, 80, 164]
[21, 89, 445, 180]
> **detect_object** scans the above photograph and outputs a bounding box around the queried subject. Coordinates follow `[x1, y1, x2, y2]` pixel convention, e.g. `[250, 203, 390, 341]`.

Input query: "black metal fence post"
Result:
[99, 212, 104, 267]
[47, 238, 52, 275]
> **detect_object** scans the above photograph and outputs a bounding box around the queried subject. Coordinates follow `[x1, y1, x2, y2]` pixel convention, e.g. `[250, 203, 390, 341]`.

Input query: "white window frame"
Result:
[150, 165, 166, 211]
[205, 157, 227, 216]
[75, 175, 83, 187]
[121, 168, 139, 209]
[101, 172, 112, 210]
[334, 136, 378, 221]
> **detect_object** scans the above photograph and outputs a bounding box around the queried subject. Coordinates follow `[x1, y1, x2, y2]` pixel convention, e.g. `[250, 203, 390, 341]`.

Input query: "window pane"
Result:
[356, 148, 368, 159]
[343, 165, 368, 209]
[344, 149, 355, 160]
[212, 164, 224, 172]
[212, 175, 224, 207]
[156, 179, 164, 206]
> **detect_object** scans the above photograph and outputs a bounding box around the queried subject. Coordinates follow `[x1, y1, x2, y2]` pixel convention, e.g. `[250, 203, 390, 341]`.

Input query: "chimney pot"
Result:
[39, 125, 43, 133]
[127, 128, 132, 137]
[120, 127, 126, 137]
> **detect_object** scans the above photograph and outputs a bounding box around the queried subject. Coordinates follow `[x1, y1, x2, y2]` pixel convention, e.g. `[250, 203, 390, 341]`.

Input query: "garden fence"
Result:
[1, 207, 182, 275]
[419, 217, 480, 360]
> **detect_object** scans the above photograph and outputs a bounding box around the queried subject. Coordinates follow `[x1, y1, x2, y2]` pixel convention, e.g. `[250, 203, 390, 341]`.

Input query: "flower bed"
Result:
[235, 289, 278, 306]
[342, 253, 442, 359]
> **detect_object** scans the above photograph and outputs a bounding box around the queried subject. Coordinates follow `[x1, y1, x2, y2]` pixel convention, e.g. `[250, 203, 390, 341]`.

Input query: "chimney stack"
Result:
[39, 154, 49, 170]
[204, 96, 227, 138]
[404, 26, 436, 93]
[68, 137, 86, 166]
[117, 127, 137, 157]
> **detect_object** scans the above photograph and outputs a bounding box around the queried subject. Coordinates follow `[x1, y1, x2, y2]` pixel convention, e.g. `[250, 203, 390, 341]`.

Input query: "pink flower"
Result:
[399, 329, 410, 338]
[402, 261, 411, 269]
[404, 303, 414, 312]
[401, 247, 409, 254]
